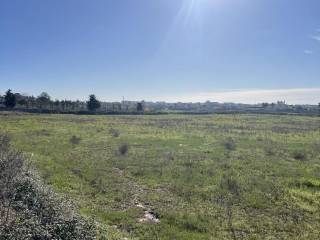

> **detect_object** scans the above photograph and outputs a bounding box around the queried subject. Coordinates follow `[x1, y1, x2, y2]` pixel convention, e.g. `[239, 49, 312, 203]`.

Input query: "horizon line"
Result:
[1, 87, 319, 105]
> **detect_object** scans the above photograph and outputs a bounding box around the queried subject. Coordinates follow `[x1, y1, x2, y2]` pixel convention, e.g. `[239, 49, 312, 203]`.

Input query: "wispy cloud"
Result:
[311, 35, 320, 42]
[152, 88, 320, 104]
[309, 28, 320, 42]
[304, 50, 313, 54]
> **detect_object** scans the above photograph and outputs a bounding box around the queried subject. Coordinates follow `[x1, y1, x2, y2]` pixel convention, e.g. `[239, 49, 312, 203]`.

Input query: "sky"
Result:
[0, 0, 319, 104]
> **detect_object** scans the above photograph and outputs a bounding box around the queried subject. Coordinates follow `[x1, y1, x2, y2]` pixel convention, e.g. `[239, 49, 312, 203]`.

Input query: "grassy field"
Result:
[1, 112, 320, 239]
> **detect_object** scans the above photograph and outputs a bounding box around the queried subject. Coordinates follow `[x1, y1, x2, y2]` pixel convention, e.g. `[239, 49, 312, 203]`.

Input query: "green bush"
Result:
[0, 134, 96, 239]
[69, 135, 81, 145]
[293, 151, 307, 161]
[118, 143, 129, 155]
[224, 138, 236, 151]
[109, 128, 120, 138]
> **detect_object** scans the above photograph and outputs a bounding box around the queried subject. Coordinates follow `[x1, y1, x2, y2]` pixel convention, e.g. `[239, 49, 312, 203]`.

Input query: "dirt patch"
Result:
[112, 167, 124, 176]
[135, 201, 160, 224]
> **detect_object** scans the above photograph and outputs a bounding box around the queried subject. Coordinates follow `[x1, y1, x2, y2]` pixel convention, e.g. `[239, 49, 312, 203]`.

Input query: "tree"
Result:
[37, 92, 51, 110]
[17, 98, 27, 107]
[87, 94, 101, 112]
[4, 89, 16, 108]
[37, 92, 50, 102]
[54, 100, 60, 111]
[137, 102, 144, 112]
[27, 96, 36, 109]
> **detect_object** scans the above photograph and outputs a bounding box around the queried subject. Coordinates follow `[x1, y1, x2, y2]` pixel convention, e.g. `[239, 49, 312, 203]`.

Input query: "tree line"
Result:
[0, 89, 145, 113]
[0, 89, 318, 115]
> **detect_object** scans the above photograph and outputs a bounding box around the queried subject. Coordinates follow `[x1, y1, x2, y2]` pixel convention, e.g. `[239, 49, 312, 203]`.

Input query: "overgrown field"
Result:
[1, 112, 320, 239]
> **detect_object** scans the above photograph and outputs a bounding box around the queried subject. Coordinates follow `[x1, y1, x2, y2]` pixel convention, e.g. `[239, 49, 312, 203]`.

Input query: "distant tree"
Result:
[28, 96, 37, 109]
[17, 98, 27, 107]
[137, 102, 144, 112]
[54, 100, 60, 111]
[61, 100, 66, 111]
[37, 92, 51, 109]
[74, 100, 81, 111]
[37, 92, 51, 102]
[4, 89, 16, 108]
[65, 100, 72, 111]
[87, 94, 101, 111]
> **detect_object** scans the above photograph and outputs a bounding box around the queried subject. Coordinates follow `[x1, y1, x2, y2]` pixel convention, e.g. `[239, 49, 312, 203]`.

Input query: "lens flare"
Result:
[151, 0, 220, 68]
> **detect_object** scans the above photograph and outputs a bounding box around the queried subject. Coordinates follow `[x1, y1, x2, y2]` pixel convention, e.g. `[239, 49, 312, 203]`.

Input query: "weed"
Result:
[0, 134, 95, 239]
[109, 128, 120, 137]
[224, 138, 236, 151]
[118, 143, 129, 155]
[69, 135, 81, 145]
[164, 151, 174, 161]
[293, 151, 307, 161]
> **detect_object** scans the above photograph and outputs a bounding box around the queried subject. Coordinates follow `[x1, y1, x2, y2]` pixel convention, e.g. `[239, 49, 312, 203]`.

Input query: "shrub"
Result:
[293, 151, 307, 161]
[69, 135, 81, 145]
[164, 151, 174, 161]
[109, 128, 120, 138]
[265, 146, 275, 156]
[118, 143, 129, 155]
[0, 134, 10, 150]
[0, 135, 96, 239]
[224, 138, 236, 151]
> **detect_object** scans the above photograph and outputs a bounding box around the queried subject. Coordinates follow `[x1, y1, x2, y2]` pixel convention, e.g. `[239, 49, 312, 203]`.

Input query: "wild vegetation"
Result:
[1, 112, 320, 239]
[0, 134, 96, 239]
[0, 89, 319, 115]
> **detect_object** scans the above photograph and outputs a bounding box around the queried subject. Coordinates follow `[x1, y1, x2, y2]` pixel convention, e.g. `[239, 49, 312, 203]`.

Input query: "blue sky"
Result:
[0, 0, 319, 103]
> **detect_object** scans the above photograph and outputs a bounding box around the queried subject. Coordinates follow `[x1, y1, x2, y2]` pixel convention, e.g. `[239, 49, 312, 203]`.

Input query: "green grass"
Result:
[1, 112, 320, 239]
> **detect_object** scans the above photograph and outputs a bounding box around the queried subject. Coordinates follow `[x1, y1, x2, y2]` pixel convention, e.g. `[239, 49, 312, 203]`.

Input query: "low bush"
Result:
[0, 134, 96, 239]
[164, 151, 174, 161]
[224, 138, 236, 151]
[118, 143, 129, 155]
[109, 128, 120, 138]
[69, 135, 81, 145]
[0, 134, 10, 149]
[293, 151, 307, 161]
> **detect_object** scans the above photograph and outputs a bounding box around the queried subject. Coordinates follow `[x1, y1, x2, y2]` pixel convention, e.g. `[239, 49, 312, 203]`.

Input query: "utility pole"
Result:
[121, 96, 125, 112]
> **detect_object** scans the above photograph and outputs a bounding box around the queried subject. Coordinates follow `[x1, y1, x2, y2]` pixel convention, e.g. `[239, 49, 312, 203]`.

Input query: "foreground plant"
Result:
[0, 134, 96, 240]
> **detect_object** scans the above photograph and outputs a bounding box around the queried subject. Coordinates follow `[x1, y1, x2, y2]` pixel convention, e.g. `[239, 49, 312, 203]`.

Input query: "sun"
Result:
[153, 0, 222, 62]
[179, 0, 221, 26]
